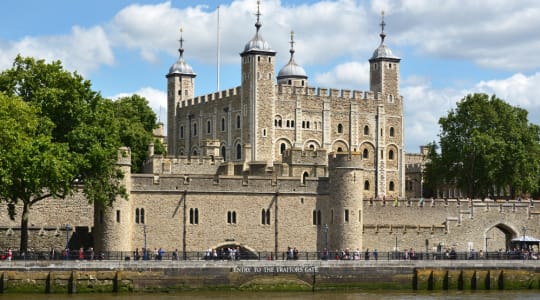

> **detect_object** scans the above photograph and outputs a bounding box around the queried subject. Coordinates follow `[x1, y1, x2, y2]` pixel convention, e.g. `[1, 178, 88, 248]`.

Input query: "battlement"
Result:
[276, 84, 379, 101]
[282, 148, 328, 165]
[142, 155, 223, 175]
[328, 152, 363, 169]
[179, 86, 241, 108]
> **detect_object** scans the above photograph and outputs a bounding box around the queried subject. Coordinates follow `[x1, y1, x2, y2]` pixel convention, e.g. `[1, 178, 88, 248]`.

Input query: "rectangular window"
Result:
[345, 209, 349, 223]
[116, 210, 120, 223]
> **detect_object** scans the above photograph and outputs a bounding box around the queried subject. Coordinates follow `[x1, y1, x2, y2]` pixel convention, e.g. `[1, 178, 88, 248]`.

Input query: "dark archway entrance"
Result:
[484, 223, 516, 252]
[204, 243, 259, 260]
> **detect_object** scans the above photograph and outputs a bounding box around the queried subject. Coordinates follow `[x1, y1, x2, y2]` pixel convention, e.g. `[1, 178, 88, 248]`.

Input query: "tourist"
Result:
[374, 249, 378, 261]
[7, 248, 12, 261]
[172, 249, 178, 260]
[365, 248, 370, 260]
[78, 247, 84, 260]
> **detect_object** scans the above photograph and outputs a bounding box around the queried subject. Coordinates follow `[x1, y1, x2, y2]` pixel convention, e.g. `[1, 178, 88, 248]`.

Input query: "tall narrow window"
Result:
[364, 125, 369, 135]
[221, 146, 226, 161]
[389, 149, 394, 160]
[302, 172, 308, 185]
[345, 209, 349, 223]
[221, 118, 226, 131]
[390, 127, 395, 137]
[135, 208, 140, 224]
[389, 181, 395, 191]
[263, 209, 267, 225]
[280, 143, 286, 154]
[363, 149, 369, 159]
[364, 180, 370, 191]
[207, 120, 211, 134]
[236, 115, 241, 129]
[190, 208, 194, 224]
[193, 122, 197, 136]
[317, 210, 322, 225]
[180, 126, 184, 139]
[236, 144, 242, 160]
[116, 210, 120, 223]
[331, 209, 334, 224]
[337, 124, 343, 133]
[140, 208, 145, 224]
[312, 210, 317, 225]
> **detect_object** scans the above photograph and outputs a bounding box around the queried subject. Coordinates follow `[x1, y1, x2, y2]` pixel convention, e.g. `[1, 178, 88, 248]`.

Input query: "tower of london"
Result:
[1, 5, 532, 257]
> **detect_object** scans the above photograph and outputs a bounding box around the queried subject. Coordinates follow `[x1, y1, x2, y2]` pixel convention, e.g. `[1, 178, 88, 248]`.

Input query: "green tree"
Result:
[0, 93, 76, 253]
[436, 93, 540, 198]
[113, 95, 158, 172]
[422, 142, 443, 198]
[0, 56, 127, 253]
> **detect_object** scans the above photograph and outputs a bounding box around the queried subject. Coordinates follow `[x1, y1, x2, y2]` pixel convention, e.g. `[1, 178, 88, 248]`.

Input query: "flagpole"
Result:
[217, 5, 221, 91]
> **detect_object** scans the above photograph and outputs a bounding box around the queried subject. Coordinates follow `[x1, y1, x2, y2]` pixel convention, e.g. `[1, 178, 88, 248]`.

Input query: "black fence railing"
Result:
[1, 250, 537, 262]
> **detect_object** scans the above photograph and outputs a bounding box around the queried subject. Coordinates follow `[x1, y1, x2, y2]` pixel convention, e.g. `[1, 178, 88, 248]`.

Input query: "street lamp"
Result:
[522, 226, 527, 258]
[324, 224, 328, 259]
[65, 224, 70, 260]
[143, 224, 148, 260]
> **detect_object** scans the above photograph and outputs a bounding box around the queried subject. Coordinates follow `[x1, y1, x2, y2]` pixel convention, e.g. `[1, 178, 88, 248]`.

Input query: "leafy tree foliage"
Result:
[0, 93, 76, 253]
[428, 93, 540, 199]
[112, 95, 158, 172]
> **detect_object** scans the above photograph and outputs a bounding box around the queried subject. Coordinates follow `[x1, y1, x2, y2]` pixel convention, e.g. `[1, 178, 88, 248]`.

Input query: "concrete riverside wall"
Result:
[1, 260, 540, 293]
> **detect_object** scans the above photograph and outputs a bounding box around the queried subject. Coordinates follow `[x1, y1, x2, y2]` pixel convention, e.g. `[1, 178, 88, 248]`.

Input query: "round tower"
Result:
[326, 153, 364, 252]
[93, 147, 133, 252]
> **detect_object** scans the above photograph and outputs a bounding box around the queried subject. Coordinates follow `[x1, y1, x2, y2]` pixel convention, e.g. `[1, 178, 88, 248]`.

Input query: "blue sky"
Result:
[1, 0, 539, 153]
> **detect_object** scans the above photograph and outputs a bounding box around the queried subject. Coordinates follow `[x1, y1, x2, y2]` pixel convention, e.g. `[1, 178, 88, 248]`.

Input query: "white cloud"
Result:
[313, 61, 370, 89]
[383, 0, 540, 71]
[402, 71, 540, 152]
[0, 26, 114, 75]
[111, 87, 167, 124]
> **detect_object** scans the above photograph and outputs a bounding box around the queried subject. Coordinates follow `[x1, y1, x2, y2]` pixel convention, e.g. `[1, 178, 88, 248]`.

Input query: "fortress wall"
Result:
[0, 190, 93, 251]
[363, 199, 536, 253]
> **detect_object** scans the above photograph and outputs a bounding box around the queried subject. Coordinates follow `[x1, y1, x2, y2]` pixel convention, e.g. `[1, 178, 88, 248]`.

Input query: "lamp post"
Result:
[324, 224, 328, 258]
[522, 226, 527, 260]
[65, 224, 70, 260]
[143, 224, 148, 260]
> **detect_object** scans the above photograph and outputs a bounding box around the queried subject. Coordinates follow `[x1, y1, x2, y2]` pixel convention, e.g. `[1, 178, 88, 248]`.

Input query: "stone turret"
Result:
[93, 147, 133, 252]
[326, 153, 364, 251]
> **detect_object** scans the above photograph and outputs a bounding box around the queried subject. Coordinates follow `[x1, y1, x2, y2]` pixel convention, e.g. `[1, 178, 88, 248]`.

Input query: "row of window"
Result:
[179, 115, 242, 139]
[362, 148, 396, 160]
[273, 120, 397, 138]
[313, 209, 361, 225]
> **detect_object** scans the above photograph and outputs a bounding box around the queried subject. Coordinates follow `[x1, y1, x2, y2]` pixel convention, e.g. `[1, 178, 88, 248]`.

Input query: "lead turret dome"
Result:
[278, 31, 307, 80]
[168, 29, 196, 76]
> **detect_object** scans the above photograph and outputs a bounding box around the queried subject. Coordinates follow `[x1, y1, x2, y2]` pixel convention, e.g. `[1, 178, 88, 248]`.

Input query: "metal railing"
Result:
[2, 250, 536, 262]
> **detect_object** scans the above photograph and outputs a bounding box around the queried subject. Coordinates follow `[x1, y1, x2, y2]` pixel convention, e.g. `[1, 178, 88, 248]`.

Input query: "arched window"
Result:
[389, 181, 395, 191]
[278, 119, 282, 127]
[363, 125, 369, 135]
[337, 123, 343, 133]
[309, 144, 315, 150]
[388, 94, 394, 103]
[337, 147, 343, 152]
[364, 180, 370, 190]
[389, 149, 394, 160]
[302, 172, 308, 185]
[363, 149, 369, 159]
[280, 143, 286, 154]
[236, 143, 241, 160]
[221, 146, 226, 161]
[390, 127, 395, 137]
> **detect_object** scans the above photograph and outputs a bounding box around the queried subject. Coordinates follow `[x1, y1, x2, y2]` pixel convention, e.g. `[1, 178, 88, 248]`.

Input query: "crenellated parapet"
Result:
[178, 86, 241, 108]
[143, 155, 223, 175]
[282, 148, 328, 165]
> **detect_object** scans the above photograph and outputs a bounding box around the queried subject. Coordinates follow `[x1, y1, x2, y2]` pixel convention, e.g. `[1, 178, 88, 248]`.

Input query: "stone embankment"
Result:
[1, 260, 540, 293]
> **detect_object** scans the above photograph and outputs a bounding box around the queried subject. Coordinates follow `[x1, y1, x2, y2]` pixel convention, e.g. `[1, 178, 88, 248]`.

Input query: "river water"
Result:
[1, 291, 539, 300]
